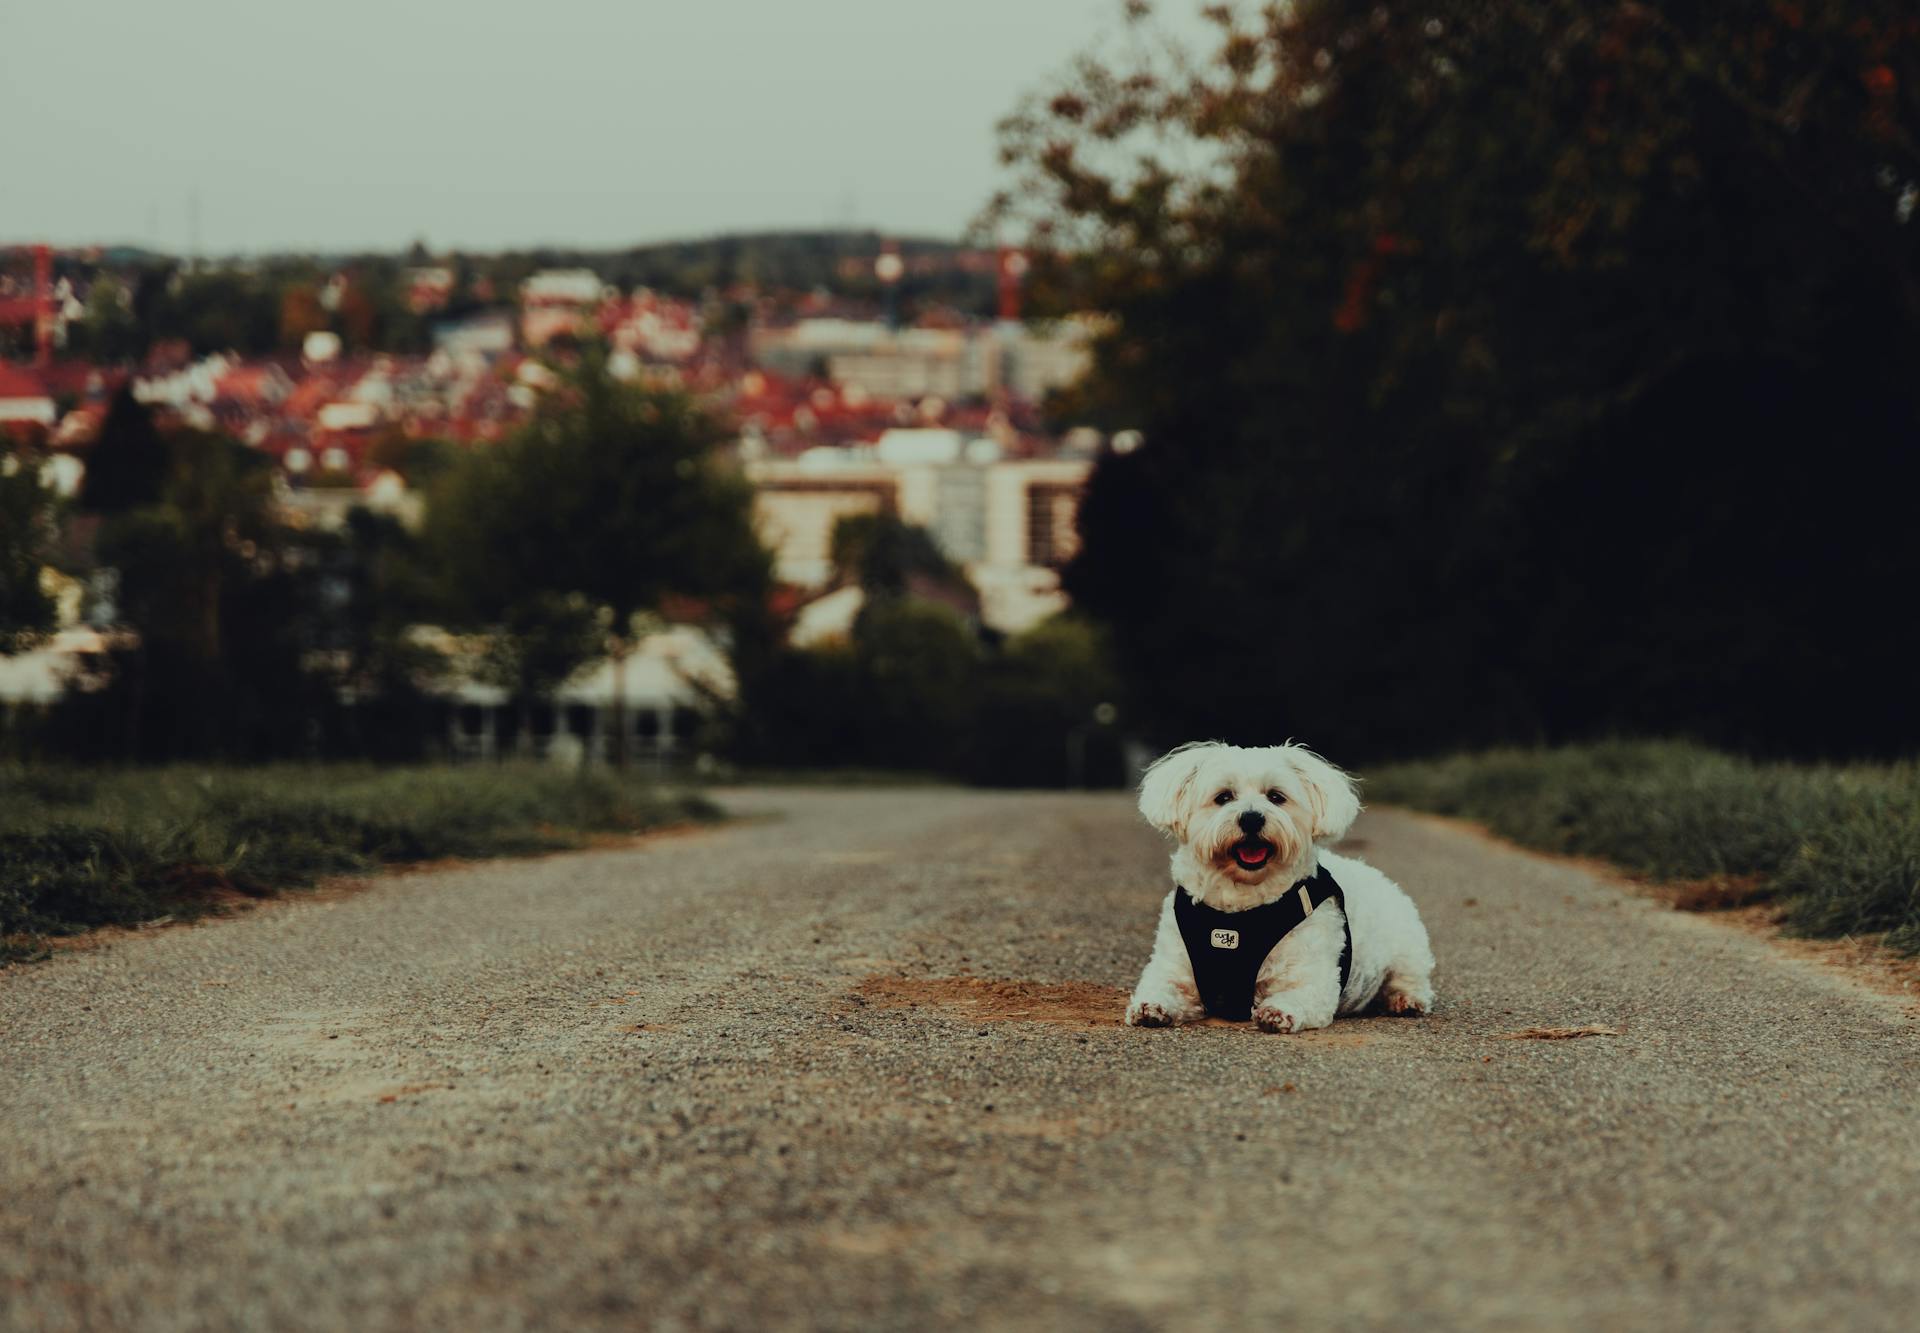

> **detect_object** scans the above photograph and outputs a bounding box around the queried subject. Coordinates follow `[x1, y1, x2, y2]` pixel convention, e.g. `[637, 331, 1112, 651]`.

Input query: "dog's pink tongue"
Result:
[1239, 843, 1270, 864]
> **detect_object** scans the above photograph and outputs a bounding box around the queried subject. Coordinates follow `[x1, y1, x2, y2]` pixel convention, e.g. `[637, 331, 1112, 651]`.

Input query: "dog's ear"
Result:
[1138, 742, 1221, 839]
[1284, 745, 1362, 842]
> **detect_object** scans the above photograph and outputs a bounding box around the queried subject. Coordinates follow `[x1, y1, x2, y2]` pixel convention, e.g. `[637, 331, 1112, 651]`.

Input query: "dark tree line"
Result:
[36, 230, 1002, 365]
[421, 350, 771, 763]
[725, 511, 1128, 785]
[9, 367, 1127, 783]
[994, 0, 1920, 760]
[18, 358, 771, 764]
[0, 437, 59, 655]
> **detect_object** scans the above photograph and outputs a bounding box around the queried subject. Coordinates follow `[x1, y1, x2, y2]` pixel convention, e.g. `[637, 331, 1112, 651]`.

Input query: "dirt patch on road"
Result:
[852, 975, 1128, 1027]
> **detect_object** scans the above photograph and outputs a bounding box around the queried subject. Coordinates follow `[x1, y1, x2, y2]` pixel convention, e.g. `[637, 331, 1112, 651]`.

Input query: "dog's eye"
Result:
[1213, 790, 1233, 806]
[1267, 789, 1287, 805]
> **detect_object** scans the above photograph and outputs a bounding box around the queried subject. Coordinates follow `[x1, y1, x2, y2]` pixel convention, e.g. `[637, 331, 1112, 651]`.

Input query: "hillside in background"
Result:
[487, 230, 998, 307]
[1, 230, 1005, 363]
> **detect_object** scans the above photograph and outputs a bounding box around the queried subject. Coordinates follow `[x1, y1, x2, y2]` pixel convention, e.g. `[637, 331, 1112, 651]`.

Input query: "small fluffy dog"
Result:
[1125, 741, 1435, 1033]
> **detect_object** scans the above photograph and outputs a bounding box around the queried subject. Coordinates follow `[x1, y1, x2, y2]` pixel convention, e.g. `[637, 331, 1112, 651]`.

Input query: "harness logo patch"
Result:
[1210, 928, 1240, 950]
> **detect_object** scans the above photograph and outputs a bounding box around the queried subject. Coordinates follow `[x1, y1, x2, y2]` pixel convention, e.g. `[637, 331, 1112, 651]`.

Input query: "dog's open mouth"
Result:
[1231, 838, 1275, 871]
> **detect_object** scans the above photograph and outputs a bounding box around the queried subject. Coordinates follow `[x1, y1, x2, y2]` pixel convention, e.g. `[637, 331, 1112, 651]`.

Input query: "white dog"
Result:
[1124, 741, 1435, 1033]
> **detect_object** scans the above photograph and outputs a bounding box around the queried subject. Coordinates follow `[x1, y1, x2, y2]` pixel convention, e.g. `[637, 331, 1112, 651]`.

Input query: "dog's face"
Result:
[1138, 742, 1361, 892]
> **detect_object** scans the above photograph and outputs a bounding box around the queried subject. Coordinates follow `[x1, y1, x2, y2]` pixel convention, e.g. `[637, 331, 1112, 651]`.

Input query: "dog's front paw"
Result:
[1253, 1006, 1297, 1034]
[1127, 1000, 1176, 1027]
[1383, 989, 1430, 1016]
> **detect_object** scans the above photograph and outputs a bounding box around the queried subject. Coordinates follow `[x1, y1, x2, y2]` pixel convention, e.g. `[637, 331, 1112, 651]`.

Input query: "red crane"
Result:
[0, 244, 57, 365]
[997, 247, 1028, 323]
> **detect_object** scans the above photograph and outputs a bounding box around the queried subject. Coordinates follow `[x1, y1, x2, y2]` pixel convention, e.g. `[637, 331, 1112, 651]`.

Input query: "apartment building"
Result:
[747, 430, 1092, 634]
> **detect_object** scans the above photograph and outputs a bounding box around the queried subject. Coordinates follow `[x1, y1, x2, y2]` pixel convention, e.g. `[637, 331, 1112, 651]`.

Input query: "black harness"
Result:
[1173, 864, 1352, 1022]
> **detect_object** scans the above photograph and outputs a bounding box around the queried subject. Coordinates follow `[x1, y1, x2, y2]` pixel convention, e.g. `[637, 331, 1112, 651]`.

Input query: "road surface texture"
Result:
[4, 788, 1917, 1331]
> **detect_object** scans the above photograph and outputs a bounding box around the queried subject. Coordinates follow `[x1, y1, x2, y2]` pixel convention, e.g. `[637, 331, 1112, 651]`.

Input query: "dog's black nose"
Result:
[1237, 809, 1265, 835]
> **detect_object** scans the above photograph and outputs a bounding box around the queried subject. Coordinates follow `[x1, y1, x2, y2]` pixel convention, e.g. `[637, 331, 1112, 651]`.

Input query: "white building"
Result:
[751, 319, 1093, 402]
[520, 270, 609, 348]
[748, 444, 1092, 635]
[432, 310, 515, 358]
[0, 628, 121, 726]
[437, 625, 732, 766]
[0, 364, 56, 426]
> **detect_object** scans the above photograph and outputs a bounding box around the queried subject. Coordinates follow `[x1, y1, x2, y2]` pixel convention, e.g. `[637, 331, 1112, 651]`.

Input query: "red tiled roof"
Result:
[36, 361, 121, 398]
[214, 365, 289, 403]
[0, 362, 50, 400]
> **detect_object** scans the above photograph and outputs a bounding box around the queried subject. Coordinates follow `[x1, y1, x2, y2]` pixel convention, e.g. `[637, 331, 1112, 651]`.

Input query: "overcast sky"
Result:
[3, 0, 1215, 255]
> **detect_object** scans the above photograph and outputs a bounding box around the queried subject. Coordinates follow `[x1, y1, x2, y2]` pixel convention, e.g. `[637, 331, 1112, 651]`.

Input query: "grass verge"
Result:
[1, 764, 720, 964]
[1366, 741, 1920, 953]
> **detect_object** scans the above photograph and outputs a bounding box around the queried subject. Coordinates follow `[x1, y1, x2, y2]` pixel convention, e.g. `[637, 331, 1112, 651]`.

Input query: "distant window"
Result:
[566, 705, 595, 738]
[933, 467, 987, 563]
[634, 709, 662, 739]
[1026, 483, 1082, 568]
[459, 705, 485, 736]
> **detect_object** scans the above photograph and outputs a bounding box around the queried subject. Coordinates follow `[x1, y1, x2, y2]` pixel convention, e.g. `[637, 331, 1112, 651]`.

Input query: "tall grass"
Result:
[1367, 741, 1920, 952]
[0, 764, 719, 961]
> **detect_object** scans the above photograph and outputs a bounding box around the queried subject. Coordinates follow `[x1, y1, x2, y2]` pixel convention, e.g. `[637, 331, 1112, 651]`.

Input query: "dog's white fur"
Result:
[1125, 741, 1436, 1033]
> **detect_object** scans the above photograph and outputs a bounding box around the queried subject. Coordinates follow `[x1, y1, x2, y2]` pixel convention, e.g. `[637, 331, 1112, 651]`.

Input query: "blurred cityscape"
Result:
[5, 1, 1916, 778]
[0, 235, 1122, 776]
[7, 7, 1920, 1324]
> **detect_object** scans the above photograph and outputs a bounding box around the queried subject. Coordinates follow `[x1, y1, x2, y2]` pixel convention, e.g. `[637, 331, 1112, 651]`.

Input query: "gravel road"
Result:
[4, 788, 1917, 1331]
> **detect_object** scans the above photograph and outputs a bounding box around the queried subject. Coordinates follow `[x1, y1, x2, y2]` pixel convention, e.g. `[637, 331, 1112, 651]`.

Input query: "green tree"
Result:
[366, 430, 457, 486]
[0, 438, 58, 655]
[829, 512, 966, 600]
[964, 614, 1126, 787]
[423, 350, 770, 762]
[850, 598, 981, 768]
[78, 387, 169, 515]
[312, 508, 450, 759]
[82, 423, 325, 758]
[993, 0, 1920, 759]
[155, 268, 279, 353]
[66, 273, 144, 362]
[81, 444, 446, 761]
[278, 282, 328, 349]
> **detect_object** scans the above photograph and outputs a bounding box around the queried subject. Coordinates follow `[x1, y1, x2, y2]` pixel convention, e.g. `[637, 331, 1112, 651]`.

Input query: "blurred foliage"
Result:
[1370, 740, 1828, 881]
[830, 512, 965, 599]
[23, 398, 447, 761]
[728, 606, 1128, 786]
[1370, 741, 1920, 952]
[472, 593, 609, 704]
[321, 508, 450, 757]
[992, 0, 1920, 760]
[0, 763, 719, 962]
[78, 387, 169, 513]
[422, 352, 769, 728]
[155, 269, 280, 355]
[70, 423, 331, 760]
[0, 348, 783, 770]
[728, 511, 1122, 782]
[851, 598, 982, 764]
[8, 371, 774, 764]
[32, 231, 998, 364]
[0, 437, 59, 655]
[364, 430, 457, 487]
[961, 615, 1127, 786]
[513, 230, 997, 314]
[63, 272, 145, 363]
